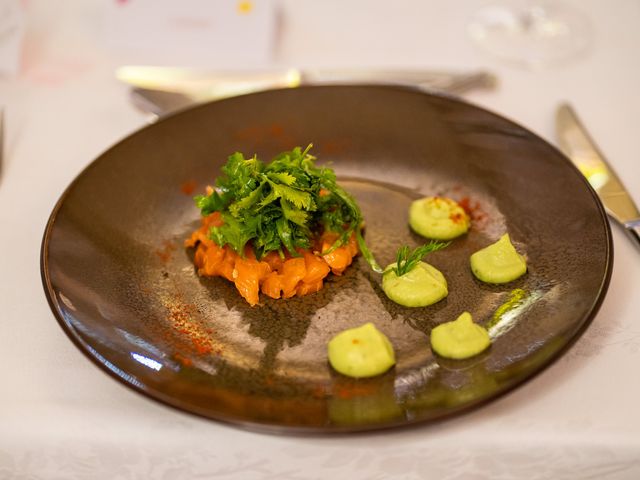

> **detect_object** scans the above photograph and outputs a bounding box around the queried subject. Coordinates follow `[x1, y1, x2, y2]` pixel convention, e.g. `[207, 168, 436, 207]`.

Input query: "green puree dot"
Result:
[382, 261, 448, 307]
[470, 233, 527, 284]
[328, 323, 396, 378]
[409, 196, 470, 240]
[431, 312, 491, 359]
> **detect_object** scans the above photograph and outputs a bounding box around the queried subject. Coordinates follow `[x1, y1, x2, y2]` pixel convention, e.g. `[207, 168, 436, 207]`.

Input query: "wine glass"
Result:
[467, 0, 592, 69]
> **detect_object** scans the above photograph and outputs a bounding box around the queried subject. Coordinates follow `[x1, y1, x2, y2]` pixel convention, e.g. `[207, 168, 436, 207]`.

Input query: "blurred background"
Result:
[2, 1, 640, 478]
[2, 0, 638, 200]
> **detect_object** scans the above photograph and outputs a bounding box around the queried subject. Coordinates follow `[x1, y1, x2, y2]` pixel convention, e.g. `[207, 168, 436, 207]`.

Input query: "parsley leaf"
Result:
[194, 190, 228, 215]
[391, 241, 450, 277]
[193, 145, 381, 272]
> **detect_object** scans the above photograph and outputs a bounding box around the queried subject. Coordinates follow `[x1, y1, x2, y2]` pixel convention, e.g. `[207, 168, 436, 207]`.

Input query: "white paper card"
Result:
[0, 0, 25, 76]
[104, 0, 276, 69]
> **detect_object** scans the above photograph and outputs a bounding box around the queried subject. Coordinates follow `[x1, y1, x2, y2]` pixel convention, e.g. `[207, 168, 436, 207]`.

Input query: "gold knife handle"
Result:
[624, 219, 640, 250]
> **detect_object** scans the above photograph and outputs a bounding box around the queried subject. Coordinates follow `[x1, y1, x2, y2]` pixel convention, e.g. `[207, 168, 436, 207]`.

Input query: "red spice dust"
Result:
[180, 180, 197, 195]
[449, 211, 466, 224]
[174, 352, 193, 367]
[269, 124, 284, 137]
[334, 382, 378, 400]
[155, 240, 177, 264]
[319, 138, 351, 155]
[458, 196, 487, 222]
[164, 296, 223, 364]
[192, 337, 212, 355]
[233, 123, 295, 149]
[311, 385, 328, 398]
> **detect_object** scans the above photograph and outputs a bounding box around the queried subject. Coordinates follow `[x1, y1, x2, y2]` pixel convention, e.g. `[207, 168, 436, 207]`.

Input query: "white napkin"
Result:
[104, 0, 277, 69]
[0, 0, 25, 76]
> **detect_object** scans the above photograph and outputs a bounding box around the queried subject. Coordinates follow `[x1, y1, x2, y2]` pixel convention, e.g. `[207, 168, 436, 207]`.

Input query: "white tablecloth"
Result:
[1, 1, 639, 478]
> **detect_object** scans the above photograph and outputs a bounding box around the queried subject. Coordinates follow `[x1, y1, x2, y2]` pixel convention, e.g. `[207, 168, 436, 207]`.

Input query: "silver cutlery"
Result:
[556, 103, 640, 249]
[119, 66, 497, 117]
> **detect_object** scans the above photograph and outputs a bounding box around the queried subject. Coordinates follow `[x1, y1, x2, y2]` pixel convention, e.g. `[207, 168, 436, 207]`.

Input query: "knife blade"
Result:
[118, 66, 496, 115]
[556, 103, 640, 248]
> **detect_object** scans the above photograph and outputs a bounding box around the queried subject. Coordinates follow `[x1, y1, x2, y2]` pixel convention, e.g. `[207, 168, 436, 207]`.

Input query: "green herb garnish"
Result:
[391, 241, 450, 277]
[194, 145, 382, 272]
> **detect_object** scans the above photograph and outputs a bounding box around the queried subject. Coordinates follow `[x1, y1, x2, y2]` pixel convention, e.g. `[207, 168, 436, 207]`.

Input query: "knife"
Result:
[556, 103, 640, 249]
[117, 66, 496, 116]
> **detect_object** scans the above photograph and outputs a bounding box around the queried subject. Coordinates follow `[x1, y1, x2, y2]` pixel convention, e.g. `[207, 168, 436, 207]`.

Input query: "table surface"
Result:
[1, 1, 639, 478]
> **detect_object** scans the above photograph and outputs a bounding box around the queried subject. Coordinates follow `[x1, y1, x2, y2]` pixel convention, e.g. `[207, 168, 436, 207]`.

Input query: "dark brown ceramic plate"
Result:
[41, 86, 612, 433]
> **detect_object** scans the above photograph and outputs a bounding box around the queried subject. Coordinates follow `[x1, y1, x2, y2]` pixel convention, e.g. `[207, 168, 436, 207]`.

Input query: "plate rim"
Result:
[40, 84, 614, 433]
